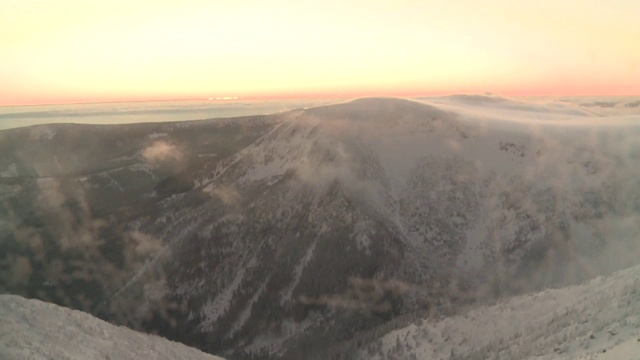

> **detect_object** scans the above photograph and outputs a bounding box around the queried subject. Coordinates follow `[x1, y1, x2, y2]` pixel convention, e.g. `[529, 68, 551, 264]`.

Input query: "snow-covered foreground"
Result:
[0, 295, 224, 360]
[356, 264, 640, 360]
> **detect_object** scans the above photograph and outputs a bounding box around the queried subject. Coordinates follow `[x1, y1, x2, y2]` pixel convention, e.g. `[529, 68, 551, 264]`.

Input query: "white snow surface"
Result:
[200, 254, 257, 331]
[356, 264, 640, 360]
[0, 295, 224, 360]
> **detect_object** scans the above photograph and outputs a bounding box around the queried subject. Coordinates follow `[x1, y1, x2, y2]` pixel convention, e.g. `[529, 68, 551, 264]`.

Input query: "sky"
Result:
[1, 0, 639, 106]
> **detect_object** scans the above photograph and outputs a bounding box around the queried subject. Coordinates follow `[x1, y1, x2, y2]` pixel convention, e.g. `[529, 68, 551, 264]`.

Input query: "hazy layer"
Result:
[2, 96, 638, 132]
[0, 98, 346, 131]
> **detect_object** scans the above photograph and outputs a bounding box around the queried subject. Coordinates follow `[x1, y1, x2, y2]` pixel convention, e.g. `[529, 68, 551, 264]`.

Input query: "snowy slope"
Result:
[0, 295, 224, 360]
[354, 264, 640, 360]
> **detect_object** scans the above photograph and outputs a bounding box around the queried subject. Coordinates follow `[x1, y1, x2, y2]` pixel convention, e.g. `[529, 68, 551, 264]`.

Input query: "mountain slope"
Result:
[352, 263, 640, 360]
[0, 294, 224, 360]
[1, 97, 639, 358]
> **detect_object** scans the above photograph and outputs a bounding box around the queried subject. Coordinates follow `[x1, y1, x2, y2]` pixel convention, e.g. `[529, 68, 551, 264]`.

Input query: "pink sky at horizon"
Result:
[2, 0, 639, 106]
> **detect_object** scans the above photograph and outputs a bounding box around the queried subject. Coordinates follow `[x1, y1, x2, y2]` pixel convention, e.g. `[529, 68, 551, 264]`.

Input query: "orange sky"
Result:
[2, 0, 639, 106]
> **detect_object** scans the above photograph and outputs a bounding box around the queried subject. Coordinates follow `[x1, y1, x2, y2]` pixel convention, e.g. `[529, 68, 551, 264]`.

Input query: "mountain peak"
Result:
[303, 97, 451, 123]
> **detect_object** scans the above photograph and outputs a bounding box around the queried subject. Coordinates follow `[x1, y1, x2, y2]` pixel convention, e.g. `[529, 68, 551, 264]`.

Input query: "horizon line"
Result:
[2, 91, 640, 108]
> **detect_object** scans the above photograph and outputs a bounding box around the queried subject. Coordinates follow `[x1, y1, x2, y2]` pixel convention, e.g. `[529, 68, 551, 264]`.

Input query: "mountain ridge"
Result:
[1, 97, 639, 358]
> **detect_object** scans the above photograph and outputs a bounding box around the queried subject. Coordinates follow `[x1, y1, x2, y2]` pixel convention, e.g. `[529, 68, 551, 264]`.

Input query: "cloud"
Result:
[298, 276, 414, 314]
[127, 231, 164, 256]
[292, 137, 385, 211]
[1, 255, 32, 288]
[36, 178, 66, 209]
[209, 184, 240, 207]
[141, 141, 183, 164]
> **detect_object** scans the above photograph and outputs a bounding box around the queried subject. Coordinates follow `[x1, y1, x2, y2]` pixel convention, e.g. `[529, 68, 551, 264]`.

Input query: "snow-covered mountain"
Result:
[0, 294, 224, 360]
[350, 263, 640, 360]
[1, 96, 639, 358]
